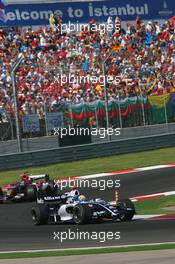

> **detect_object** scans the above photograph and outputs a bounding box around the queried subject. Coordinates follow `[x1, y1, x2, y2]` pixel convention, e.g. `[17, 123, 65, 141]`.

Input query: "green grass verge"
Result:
[1, 243, 175, 259]
[0, 146, 175, 186]
[135, 195, 175, 214]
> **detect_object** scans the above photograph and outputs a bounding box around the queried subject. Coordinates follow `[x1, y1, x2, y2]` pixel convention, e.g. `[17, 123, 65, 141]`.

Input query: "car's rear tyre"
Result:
[73, 204, 92, 225]
[25, 185, 37, 202]
[31, 205, 48, 225]
[117, 199, 135, 222]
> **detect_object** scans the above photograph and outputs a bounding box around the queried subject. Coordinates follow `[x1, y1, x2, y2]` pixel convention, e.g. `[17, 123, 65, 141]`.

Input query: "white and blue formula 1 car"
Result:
[31, 189, 136, 225]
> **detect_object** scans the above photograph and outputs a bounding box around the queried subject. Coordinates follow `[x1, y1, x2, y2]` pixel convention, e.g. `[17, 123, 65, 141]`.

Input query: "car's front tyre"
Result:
[73, 204, 92, 225]
[117, 199, 136, 221]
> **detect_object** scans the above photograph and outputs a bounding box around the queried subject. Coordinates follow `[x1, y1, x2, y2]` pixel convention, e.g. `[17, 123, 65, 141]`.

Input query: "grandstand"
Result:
[0, 6, 175, 142]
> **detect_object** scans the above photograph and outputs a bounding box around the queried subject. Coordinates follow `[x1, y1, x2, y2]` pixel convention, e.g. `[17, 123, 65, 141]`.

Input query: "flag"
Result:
[148, 94, 170, 108]
[146, 78, 157, 92]
[0, 0, 7, 23]
[148, 94, 172, 124]
[66, 98, 148, 121]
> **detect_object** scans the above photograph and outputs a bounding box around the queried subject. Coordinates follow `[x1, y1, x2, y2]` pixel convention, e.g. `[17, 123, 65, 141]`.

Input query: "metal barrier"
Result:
[0, 133, 175, 170]
[0, 123, 175, 155]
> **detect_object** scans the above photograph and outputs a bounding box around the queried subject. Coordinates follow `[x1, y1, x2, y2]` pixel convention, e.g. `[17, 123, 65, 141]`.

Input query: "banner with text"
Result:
[22, 114, 40, 133]
[0, 0, 174, 27]
[45, 112, 64, 131]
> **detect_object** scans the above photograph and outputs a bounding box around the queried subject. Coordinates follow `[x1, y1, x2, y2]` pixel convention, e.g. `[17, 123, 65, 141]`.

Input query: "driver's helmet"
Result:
[78, 195, 86, 201]
[21, 173, 30, 183]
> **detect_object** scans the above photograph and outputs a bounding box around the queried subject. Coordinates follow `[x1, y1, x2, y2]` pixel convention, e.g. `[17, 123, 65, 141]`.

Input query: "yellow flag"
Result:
[148, 94, 170, 108]
[146, 78, 157, 91]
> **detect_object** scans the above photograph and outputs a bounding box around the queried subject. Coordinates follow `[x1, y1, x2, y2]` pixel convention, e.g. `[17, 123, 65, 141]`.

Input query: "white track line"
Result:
[130, 190, 175, 202]
[1, 242, 175, 254]
[58, 163, 175, 181]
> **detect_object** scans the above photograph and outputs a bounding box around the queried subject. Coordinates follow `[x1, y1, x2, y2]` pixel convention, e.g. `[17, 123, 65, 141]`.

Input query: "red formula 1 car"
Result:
[0, 173, 55, 203]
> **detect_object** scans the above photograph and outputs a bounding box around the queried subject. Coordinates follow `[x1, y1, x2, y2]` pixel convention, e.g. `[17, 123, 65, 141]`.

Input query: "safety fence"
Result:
[0, 133, 175, 170]
[1, 94, 175, 142]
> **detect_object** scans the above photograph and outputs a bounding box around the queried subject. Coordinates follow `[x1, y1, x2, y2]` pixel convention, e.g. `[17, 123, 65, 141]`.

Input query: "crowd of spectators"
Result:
[0, 15, 175, 122]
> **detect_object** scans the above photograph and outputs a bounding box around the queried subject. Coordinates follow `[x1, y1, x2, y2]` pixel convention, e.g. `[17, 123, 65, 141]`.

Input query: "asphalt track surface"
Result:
[0, 167, 175, 251]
